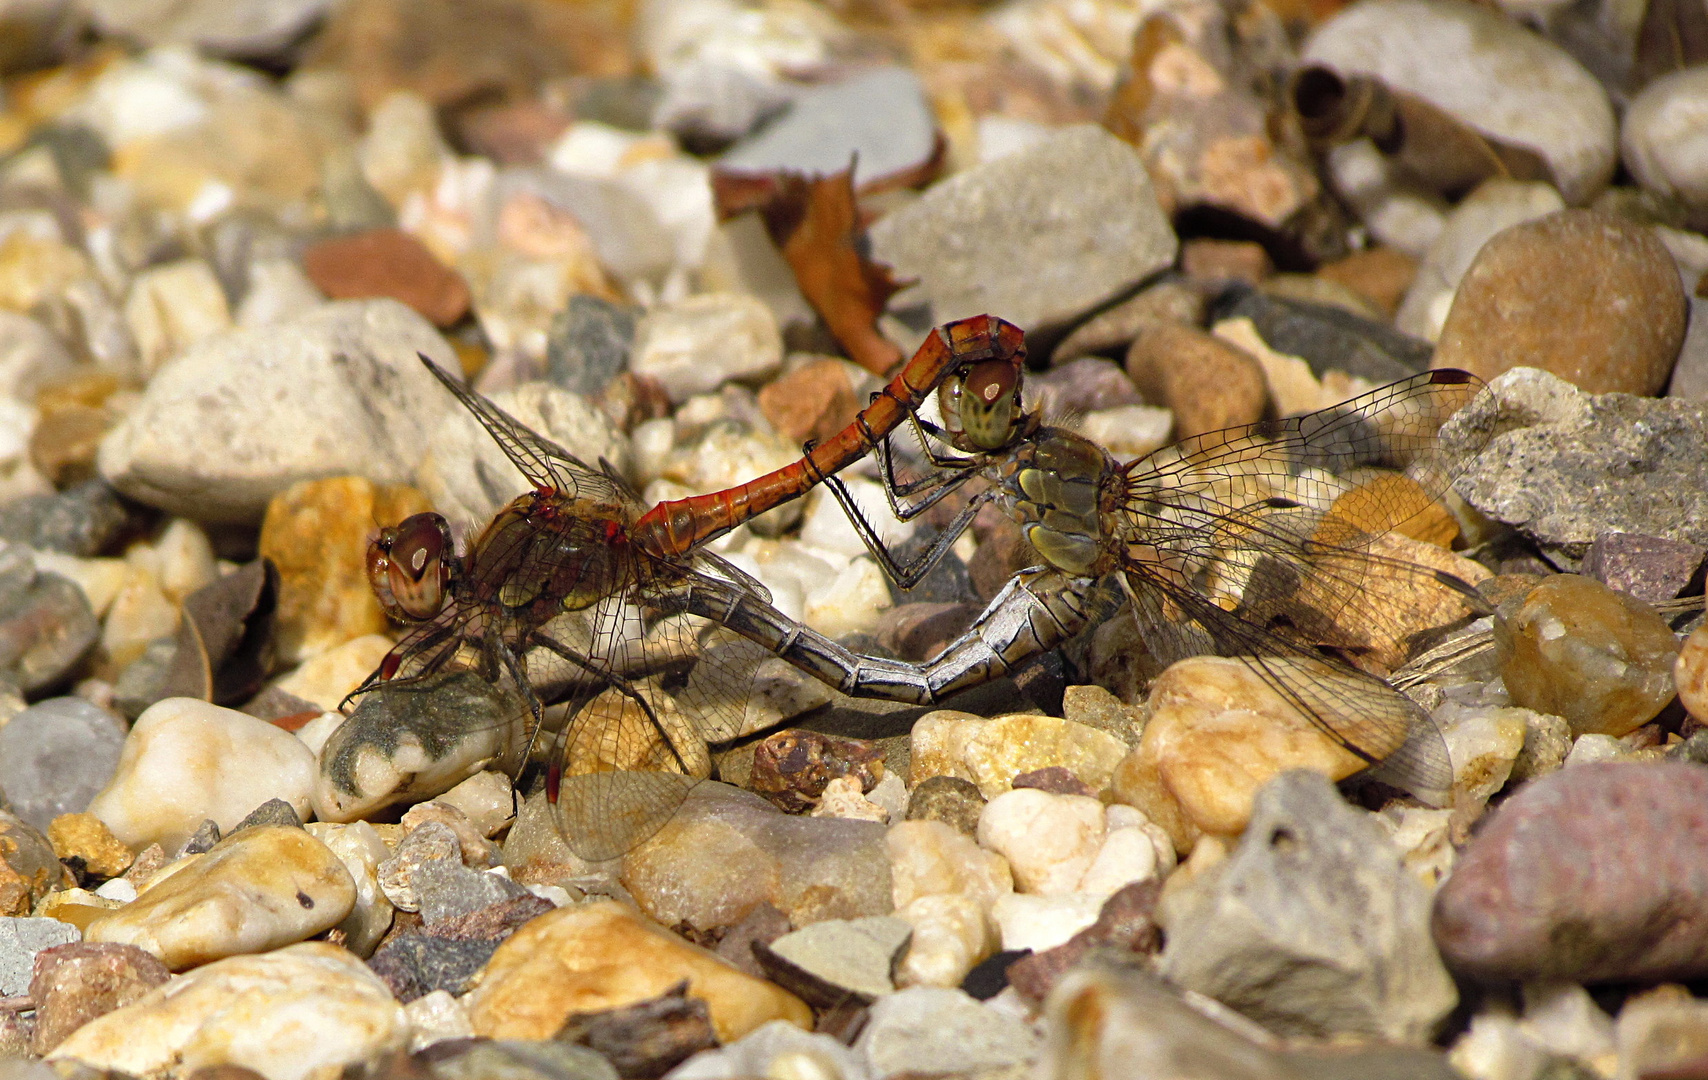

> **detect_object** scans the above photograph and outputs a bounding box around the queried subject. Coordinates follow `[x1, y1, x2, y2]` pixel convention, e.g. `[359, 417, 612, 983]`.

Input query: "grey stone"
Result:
[499, 169, 675, 288]
[0, 479, 128, 556]
[315, 670, 529, 827]
[905, 776, 984, 836]
[1158, 770, 1457, 1043]
[869, 125, 1177, 335]
[0, 696, 126, 831]
[1026, 357, 1143, 422]
[414, 856, 528, 927]
[97, 299, 460, 525]
[1444, 367, 1708, 559]
[1211, 286, 1428, 384]
[367, 933, 497, 1001]
[231, 796, 304, 833]
[759, 915, 912, 1004]
[0, 810, 60, 909]
[653, 60, 792, 150]
[1667, 295, 1708, 402]
[719, 67, 938, 188]
[0, 918, 79, 996]
[546, 295, 637, 397]
[854, 986, 1038, 1078]
[376, 821, 463, 914]
[1303, 0, 1616, 204]
[0, 544, 97, 694]
[422, 1038, 620, 1080]
[84, 0, 335, 61]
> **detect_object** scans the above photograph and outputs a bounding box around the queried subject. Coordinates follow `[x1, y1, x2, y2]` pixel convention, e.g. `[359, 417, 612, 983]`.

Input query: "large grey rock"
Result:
[719, 67, 938, 188]
[0, 696, 127, 831]
[869, 125, 1177, 335]
[1158, 770, 1456, 1043]
[1304, 0, 1616, 204]
[1443, 367, 1708, 558]
[97, 299, 458, 524]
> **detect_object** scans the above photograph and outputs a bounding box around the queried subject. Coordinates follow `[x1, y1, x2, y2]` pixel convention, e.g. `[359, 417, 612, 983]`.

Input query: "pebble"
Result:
[620, 782, 892, 932]
[1434, 761, 1708, 982]
[1303, 0, 1616, 204]
[45, 941, 408, 1080]
[303, 820, 394, 957]
[27, 940, 171, 1054]
[1213, 287, 1430, 388]
[903, 776, 985, 837]
[1614, 986, 1708, 1080]
[892, 894, 994, 991]
[1111, 656, 1377, 854]
[367, 933, 497, 1002]
[87, 697, 317, 853]
[757, 357, 858, 448]
[0, 917, 79, 995]
[1443, 366, 1708, 558]
[123, 258, 233, 378]
[0, 544, 98, 692]
[84, 824, 355, 969]
[1005, 881, 1162, 1005]
[403, 988, 474, 1052]
[990, 892, 1105, 954]
[1433, 210, 1686, 395]
[301, 227, 470, 329]
[258, 476, 428, 665]
[719, 67, 937, 188]
[747, 728, 885, 814]
[1159, 771, 1457, 1043]
[1393, 179, 1565, 344]
[313, 670, 529, 826]
[546, 294, 637, 397]
[0, 811, 66, 916]
[630, 293, 782, 404]
[235, 257, 326, 328]
[977, 788, 1104, 897]
[0, 478, 128, 557]
[757, 915, 912, 1005]
[0, 310, 75, 405]
[1074, 404, 1174, 462]
[0, 696, 126, 831]
[1433, 702, 1528, 830]
[1496, 574, 1680, 738]
[915, 711, 1128, 800]
[667, 1019, 867, 1080]
[1679, 626, 1708, 726]
[269, 633, 394, 713]
[464, 899, 811, 1043]
[869, 124, 1177, 334]
[1622, 66, 1708, 215]
[1124, 323, 1268, 441]
[853, 986, 1038, 1079]
[46, 812, 134, 881]
[887, 820, 1012, 914]
[433, 769, 517, 838]
[98, 299, 461, 524]
[1580, 532, 1707, 604]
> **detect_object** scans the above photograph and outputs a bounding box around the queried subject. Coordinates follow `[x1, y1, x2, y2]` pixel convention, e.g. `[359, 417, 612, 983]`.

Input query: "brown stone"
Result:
[1179, 239, 1271, 288]
[1, 809, 66, 914]
[1007, 879, 1161, 1004]
[1316, 247, 1418, 317]
[1434, 209, 1686, 395]
[450, 99, 573, 166]
[29, 941, 171, 1054]
[1011, 766, 1095, 798]
[258, 477, 431, 664]
[757, 358, 859, 447]
[966, 515, 1029, 604]
[302, 228, 471, 328]
[711, 903, 791, 980]
[1497, 574, 1680, 737]
[1125, 321, 1268, 439]
[747, 730, 885, 814]
[47, 813, 133, 880]
[29, 403, 111, 487]
[1434, 762, 1708, 982]
[903, 776, 985, 836]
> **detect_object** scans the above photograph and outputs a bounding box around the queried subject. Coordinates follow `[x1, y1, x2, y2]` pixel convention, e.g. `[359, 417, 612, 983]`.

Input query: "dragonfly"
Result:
[779, 363, 1497, 803]
[342, 317, 1027, 860]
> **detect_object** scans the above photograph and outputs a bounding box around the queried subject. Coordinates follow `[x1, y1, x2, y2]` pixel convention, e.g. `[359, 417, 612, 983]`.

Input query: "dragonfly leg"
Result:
[492, 637, 550, 768]
[525, 631, 696, 777]
[826, 473, 991, 591]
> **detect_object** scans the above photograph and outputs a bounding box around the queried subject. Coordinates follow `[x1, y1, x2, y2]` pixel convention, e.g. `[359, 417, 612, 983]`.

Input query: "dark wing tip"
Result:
[1428, 368, 1477, 386]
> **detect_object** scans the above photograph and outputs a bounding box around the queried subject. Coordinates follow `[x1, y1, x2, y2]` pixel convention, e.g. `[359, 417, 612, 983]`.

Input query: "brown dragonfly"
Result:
[787, 364, 1495, 802]
[341, 318, 1025, 859]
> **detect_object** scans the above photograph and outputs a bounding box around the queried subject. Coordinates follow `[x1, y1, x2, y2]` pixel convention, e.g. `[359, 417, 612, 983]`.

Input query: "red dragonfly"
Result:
[338, 317, 1025, 859]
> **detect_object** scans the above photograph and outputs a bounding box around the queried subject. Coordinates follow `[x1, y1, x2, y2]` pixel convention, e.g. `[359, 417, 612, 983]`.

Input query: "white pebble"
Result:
[977, 788, 1105, 896]
[990, 892, 1103, 952]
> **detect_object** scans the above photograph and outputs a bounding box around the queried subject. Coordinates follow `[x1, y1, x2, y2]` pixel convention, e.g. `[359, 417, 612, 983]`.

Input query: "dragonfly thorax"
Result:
[469, 494, 636, 617]
[998, 428, 1122, 577]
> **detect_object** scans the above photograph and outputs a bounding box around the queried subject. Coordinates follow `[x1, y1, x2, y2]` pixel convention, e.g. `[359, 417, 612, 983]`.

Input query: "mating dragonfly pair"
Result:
[341, 315, 1488, 860]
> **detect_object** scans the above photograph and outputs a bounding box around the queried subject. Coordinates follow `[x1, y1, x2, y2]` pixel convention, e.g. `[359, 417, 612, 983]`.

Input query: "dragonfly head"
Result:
[368, 512, 456, 621]
[939, 356, 1023, 452]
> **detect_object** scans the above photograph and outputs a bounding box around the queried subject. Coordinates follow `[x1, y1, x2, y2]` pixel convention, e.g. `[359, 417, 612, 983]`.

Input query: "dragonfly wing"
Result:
[418, 353, 632, 508]
[1123, 569, 1451, 803]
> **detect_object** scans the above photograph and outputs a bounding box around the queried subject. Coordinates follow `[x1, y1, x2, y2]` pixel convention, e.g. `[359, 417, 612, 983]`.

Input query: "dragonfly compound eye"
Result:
[379, 512, 453, 620]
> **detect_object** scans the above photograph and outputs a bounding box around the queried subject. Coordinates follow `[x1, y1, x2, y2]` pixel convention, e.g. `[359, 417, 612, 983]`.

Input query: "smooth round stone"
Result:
[763, 916, 913, 1001]
[1623, 67, 1708, 214]
[302, 228, 470, 329]
[0, 546, 99, 693]
[1124, 322, 1268, 441]
[853, 986, 1038, 1079]
[88, 697, 317, 853]
[122, 258, 233, 379]
[667, 1019, 865, 1080]
[84, 825, 355, 970]
[977, 789, 1105, 897]
[1497, 575, 1680, 738]
[45, 941, 407, 1080]
[1433, 762, 1708, 982]
[991, 892, 1105, 953]
[1111, 657, 1372, 854]
[434, 770, 517, 838]
[620, 783, 892, 932]
[893, 894, 994, 989]
[1433, 210, 1685, 395]
[911, 712, 1128, 801]
[1303, 0, 1616, 204]
[887, 820, 1012, 914]
[464, 900, 811, 1043]
[1677, 626, 1708, 726]
[630, 293, 782, 404]
[0, 697, 127, 832]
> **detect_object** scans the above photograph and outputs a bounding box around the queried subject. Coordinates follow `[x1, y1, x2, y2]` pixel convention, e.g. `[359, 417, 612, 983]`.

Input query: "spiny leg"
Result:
[526, 630, 695, 778]
[824, 472, 994, 590]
